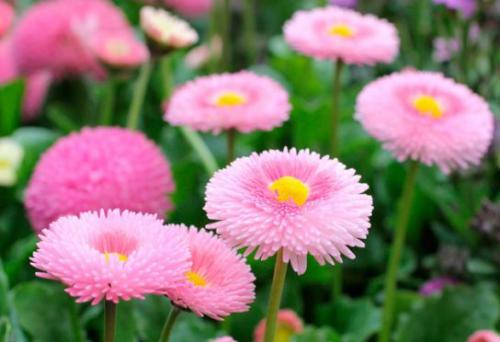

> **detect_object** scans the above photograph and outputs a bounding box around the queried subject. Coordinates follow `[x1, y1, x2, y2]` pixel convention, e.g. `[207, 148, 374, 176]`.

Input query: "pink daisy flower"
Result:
[355, 71, 494, 173]
[468, 330, 500, 342]
[25, 127, 175, 233]
[254, 309, 304, 342]
[0, 0, 14, 38]
[165, 71, 291, 134]
[204, 148, 373, 274]
[211, 337, 237, 342]
[31, 210, 191, 305]
[164, 226, 255, 320]
[12, 0, 133, 79]
[283, 6, 399, 65]
[90, 32, 149, 69]
[164, 0, 213, 17]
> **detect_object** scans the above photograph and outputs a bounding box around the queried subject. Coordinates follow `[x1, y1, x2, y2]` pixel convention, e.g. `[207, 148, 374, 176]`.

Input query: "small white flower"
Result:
[140, 6, 198, 49]
[0, 138, 24, 187]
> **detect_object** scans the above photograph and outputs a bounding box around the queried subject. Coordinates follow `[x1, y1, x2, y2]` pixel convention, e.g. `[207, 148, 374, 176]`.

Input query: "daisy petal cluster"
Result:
[31, 210, 191, 305]
[204, 148, 373, 274]
[90, 32, 149, 69]
[355, 71, 494, 173]
[284, 6, 399, 65]
[140, 7, 198, 53]
[25, 127, 175, 232]
[0, 138, 24, 187]
[467, 330, 500, 342]
[164, 226, 255, 320]
[254, 309, 304, 342]
[165, 71, 291, 134]
[0, 0, 14, 38]
[164, 0, 213, 17]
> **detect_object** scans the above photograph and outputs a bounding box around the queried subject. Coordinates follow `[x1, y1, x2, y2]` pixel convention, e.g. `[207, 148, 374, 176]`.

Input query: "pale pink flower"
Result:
[254, 309, 304, 342]
[0, 1, 14, 38]
[433, 37, 460, 62]
[25, 127, 175, 232]
[204, 148, 373, 275]
[284, 6, 399, 65]
[185, 36, 222, 70]
[211, 337, 237, 342]
[90, 32, 149, 69]
[468, 330, 500, 342]
[434, 0, 476, 18]
[165, 71, 291, 134]
[31, 210, 191, 305]
[164, 226, 255, 320]
[12, 0, 134, 79]
[164, 0, 213, 17]
[355, 71, 494, 173]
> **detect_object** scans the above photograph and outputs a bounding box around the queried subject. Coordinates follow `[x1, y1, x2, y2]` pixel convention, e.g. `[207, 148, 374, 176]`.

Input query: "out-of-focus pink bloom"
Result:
[467, 330, 500, 342]
[90, 32, 149, 69]
[185, 36, 222, 70]
[433, 37, 460, 62]
[330, 0, 357, 8]
[356, 71, 494, 173]
[211, 337, 237, 342]
[419, 276, 458, 296]
[434, 0, 476, 18]
[0, 0, 14, 38]
[284, 6, 399, 65]
[164, 0, 213, 17]
[254, 309, 304, 342]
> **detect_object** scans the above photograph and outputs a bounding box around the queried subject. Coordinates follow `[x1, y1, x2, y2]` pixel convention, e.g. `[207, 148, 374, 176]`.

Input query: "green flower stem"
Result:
[332, 265, 342, 300]
[160, 56, 173, 99]
[220, 0, 231, 71]
[330, 59, 344, 157]
[243, 0, 257, 65]
[263, 249, 288, 342]
[226, 129, 236, 164]
[158, 306, 182, 342]
[104, 301, 117, 342]
[379, 160, 419, 342]
[179, 127, 219, 176]
[100, 77, 116, 126]
[127, 61, 153, 130]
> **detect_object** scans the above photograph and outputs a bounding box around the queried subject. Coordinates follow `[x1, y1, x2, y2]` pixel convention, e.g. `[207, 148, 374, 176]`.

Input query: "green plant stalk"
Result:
[263, 249, 288, 342]
[226, 129, 236, 164]
[220, 0, 231, 71]
[158, 306, 182, 342]
[100, 77, 115, 125]
[243, 0, 257, 65]
[104, 301, 117, 342]
[330, 59, 344, 157]
[160, 56, 173, 99]
[379, 161, 419, 342]
[127, 61, 153, 130]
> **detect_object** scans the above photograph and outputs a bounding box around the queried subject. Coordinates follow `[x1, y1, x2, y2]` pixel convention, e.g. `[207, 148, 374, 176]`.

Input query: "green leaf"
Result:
[395, 286, 500, 342]
[0, 80, 24, 136]
[0, 316, 11, 342]
[292, 326, 341, 342]
[11, 282, 85, 342]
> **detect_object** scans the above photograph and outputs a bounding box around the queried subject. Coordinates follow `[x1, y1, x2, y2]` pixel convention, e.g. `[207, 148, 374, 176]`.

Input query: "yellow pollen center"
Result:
[104, 252, 128, 263]
[106, 40, 131, 57]
[185, 271, 207, 287]
[328, 24, 354, 38]
[275, 324, 295, 342]
[412, 95, 444, 119]
[268, 176, 309, 207]
[0, 159, 10, 169]
[214, 91, 247, 107]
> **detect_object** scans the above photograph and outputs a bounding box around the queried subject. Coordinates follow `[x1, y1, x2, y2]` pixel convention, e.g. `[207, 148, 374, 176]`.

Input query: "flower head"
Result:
[163, 0, 213, 17]
[140, 7, 198, 52]
[90, 32, 149, 69]
[284, 6, 399, 65]
[0, 1, 14, 38]
[0, 138, 24, 187]
[419, 276, 458, 296]
[434, 0, 476, 18]
[204, 148, 373, 274]
[254, 309, 304, 342]
[355, 71, 494, 173]
[433, 37, 460, 62]
[211, 337, 237, 342]
[330, 0, 357, 8]
[164, 226, 255, 320]
[25, 127, 175, 232]
[165, 71, 291, 134]
[31, 210, 191, 305]
[467, 330, 500, 342]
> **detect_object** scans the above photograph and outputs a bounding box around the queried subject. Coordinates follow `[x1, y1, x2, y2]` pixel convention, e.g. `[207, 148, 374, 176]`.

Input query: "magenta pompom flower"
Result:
[25, 127, 175, 232]
[254, 309, 304, 342]
[31, 210, 191, 305]
[204, 148, 373, 274]
[164, 226, 255, 320]
[355, 71, 494, 173]
[165, 71, 291, 134]
[284, 6, 399, 65]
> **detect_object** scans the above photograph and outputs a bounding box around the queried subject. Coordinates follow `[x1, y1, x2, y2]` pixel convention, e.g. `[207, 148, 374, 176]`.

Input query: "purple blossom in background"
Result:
[433, 37, 460, 62]
[434, 0, 476, 18]
[419, 276, 458, 296]
[330, 0, 357, 9]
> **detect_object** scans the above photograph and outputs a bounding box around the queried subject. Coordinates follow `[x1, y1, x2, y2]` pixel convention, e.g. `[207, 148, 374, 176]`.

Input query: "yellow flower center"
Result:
[275, 324, 295, 342]
[268, 176, 309, 207]
[328, 24, 354, 38]
[106, 39, 131, 57]
[412, 95, 444, 119]
[214, 91, 247, 107]
[185, 271, 207, 287]
[104, 252, 128, 263]
[0, 159, 10, 170]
